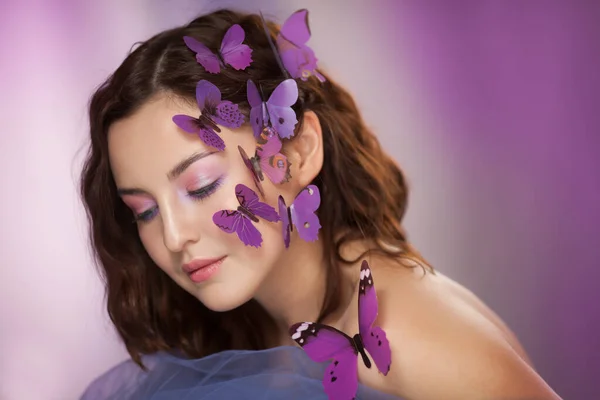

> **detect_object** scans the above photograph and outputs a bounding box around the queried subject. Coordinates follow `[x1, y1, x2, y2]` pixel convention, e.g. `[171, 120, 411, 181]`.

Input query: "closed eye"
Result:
[132, 177, 224, 224]
[187, 177, 223, 201]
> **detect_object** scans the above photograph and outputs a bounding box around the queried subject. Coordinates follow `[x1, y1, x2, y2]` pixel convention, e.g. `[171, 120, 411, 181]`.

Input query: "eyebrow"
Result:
[117, 151, 214, 196]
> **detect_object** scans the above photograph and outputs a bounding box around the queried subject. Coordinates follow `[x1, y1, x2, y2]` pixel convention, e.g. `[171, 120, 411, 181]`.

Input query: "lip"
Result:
[183, 256, 225, 283]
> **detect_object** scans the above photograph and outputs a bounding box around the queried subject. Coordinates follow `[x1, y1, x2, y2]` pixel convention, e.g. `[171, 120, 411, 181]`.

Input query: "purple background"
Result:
[0, 1, 597, 398]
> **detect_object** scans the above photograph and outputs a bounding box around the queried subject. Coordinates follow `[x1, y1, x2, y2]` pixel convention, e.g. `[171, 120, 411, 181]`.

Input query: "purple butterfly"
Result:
[212, 183, 280, 248]
[238, 133, 292, 197]
[276, 9, 325, 82]
[172, 80, 244, 151]
[183, 24, 253, 73]
[278, 185, 321, 248]
[247, 79, 298, 140]
[290, 260, 392, 400]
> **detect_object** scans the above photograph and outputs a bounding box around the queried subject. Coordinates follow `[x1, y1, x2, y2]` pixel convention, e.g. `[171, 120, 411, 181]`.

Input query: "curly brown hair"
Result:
[80, 9, 430, 366]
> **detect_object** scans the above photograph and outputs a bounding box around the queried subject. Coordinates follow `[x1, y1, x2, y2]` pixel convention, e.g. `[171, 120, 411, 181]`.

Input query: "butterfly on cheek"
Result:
[278, 185, 321, 248]
[238, 133, 292, 198]
[290, 261, 392, 400]
[183, 24, 253, 73]
[212, 183, 280, 248]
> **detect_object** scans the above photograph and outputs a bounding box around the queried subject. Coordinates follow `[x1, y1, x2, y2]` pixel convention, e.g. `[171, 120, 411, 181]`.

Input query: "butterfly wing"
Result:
[247, 80, 265, 138]
[234, 214, 262, 248]
[323, 349, 359, 400]
[265, 79, 299, 139]
[174, 84, 225, 151]
[197, 127, 225, 151]
[219, 24, 253, 70]
[257, 135, 291, 184]
[195, 80, 244, 129]
[195, 80, 221, 111]
[278, 195, 291, 248]
[358, 260, 392, 376]
[183, 36, 221, 74]
[261, 154, 291, 184]
[213, 100, 245, 129]
[276, 8, 310, 78]
[172, 114, 199, 134]
[238, 145, 265, 197]
[276, 10, 325, 82]
[280, 46, 325, 82]
[290, 322, 359, 400]
[212, 209, 239, 234]
[278, 9, 311, 48]
[256, 131, 282, 155]
[235, 184, 279, 222]
[212, 209, 262, 248]
[290, 184, 321, 242]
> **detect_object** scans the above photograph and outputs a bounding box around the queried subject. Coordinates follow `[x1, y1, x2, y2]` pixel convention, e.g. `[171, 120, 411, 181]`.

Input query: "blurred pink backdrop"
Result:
[0, 0, 598, 398]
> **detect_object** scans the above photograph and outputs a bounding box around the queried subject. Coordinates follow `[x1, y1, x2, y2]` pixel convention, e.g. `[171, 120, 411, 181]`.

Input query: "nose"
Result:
[161, 203, 201, 253]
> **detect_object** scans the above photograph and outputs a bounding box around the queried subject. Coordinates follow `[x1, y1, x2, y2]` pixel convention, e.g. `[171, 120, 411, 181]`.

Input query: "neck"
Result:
[253, 237, 379, 345]
[253, 238, 327, 342]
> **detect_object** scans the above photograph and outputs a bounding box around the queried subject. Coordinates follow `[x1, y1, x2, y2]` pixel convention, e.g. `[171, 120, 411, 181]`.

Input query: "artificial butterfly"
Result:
[172, 80, 244, 151]
[290, 260, 392, 400]
[238, 133, 291, 197]
[247, 79, 298, 140]
[278, 185, 321, 248]
[212, 183, 279, 248]
[183, 24, 253, 73]
[276, 9, 326, 82]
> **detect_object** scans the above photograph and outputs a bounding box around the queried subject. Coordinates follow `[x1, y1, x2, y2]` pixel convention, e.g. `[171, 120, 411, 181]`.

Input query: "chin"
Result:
[193, 285, 255, 313]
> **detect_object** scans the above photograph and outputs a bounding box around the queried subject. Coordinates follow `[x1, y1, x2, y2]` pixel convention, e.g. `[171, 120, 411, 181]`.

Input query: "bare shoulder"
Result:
[350, 257, 561, 400]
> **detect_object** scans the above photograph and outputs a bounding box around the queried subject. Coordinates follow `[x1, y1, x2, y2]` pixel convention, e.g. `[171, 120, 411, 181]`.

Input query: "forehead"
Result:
[108, 94, 206, 186]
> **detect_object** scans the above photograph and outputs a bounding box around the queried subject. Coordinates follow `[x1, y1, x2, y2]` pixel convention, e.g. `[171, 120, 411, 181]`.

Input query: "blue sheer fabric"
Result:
[81, 346, 401, 399]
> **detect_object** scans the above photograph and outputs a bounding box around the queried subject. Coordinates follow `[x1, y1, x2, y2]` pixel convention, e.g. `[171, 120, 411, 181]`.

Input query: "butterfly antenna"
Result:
[257, 81, 274, 124]
[258, 81, 267, 102]
[259, 11, 291, 79]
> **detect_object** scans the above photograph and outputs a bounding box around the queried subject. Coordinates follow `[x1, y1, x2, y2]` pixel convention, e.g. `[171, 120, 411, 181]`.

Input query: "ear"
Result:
[287, 111, 324, 189]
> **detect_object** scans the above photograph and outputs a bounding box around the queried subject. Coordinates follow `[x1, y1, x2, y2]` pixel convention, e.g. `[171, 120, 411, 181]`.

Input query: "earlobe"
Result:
[288, 111, 324, 188]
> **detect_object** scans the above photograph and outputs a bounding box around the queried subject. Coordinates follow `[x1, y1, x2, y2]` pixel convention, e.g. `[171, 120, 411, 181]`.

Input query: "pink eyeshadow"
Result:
[119, 155, 226, 208]
[122, 196, 155, 214]
[178, 159, 225, 190]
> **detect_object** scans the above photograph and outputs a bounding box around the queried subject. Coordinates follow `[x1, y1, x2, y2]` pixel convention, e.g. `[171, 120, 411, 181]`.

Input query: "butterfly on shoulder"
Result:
[212, 183, 279, 247]
[290, 260, 392, 400]
[183, 24, 253, 73]
[276, 9, 326, 82]
[172, 80, 244, 151]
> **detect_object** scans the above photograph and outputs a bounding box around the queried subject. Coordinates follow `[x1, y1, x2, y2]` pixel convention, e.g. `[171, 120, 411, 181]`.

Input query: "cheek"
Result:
[137, 227, 173, 273]
[235, 218, 286, 264]
[208, 201, 284, 261]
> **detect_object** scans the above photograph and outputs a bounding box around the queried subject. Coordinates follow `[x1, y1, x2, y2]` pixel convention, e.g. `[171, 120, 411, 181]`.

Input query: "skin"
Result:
[108, 92, 562, 399]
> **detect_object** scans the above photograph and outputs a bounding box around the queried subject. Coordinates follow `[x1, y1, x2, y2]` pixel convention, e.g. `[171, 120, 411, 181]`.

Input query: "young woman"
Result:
[80, 8, 561, 400]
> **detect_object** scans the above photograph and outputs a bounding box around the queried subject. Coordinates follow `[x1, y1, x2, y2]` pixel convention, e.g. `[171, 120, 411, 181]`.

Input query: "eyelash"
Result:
[133, 178, 224, 224]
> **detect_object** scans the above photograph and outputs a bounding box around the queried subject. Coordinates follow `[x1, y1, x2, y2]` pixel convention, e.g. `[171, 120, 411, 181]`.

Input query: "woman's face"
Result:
[108, 93, 289, 312]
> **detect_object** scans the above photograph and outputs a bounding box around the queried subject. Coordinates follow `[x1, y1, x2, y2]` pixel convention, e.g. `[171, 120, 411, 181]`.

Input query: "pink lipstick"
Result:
[182, 256, 225, 283]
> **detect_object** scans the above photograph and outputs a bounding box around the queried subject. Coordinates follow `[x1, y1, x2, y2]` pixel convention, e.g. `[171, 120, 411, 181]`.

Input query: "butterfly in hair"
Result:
[172, 80, 244, 151]
[247, 79, 299, 140]
[290, 260, 392, 400]
[276, 9, 326, 82]
[183, 24, 253, 73]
